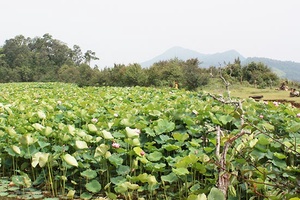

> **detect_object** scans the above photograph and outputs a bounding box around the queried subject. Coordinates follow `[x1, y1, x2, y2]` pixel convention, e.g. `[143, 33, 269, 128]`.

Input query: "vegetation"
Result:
[0, 34, 280, 90]
[243, 57, 300, 82]
[0, 34, 299, 199]
[0, 82, 299, 200]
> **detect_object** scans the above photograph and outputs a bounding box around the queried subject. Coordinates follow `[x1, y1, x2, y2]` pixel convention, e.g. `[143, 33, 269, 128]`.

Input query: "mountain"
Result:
[140, 46, 300, 82]
[140, 46, 207, 68]
[140, 46, 246, 68]
[201, 49, 246, 67]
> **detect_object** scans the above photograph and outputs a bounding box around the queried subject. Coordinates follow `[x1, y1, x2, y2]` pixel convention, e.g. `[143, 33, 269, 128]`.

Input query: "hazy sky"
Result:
[1, 0, 300, 67]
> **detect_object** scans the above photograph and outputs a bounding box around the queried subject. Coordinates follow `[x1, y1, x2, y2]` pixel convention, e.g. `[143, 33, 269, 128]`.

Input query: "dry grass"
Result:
[201, 79, 300, 103]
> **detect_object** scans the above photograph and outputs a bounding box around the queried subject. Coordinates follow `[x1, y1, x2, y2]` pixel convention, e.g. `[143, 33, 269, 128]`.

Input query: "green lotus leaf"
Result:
[124, 182, 139, 190]
[121, 118, 132, 127]
[257, 135, 270, 145]
[163, 144, 180, 151]
[173, 132, 189, 142]
[149, 110, 162, 117]
[161, 172, 178, 183]
[148, 175, 158, 185]
[43, 126, 53, 136]
[88, 124, 97, 133]
[77, 130, 87, 137]
[137, 155, 149, 164]
[75, 140, 88, 149]
[101, 130, 113, 140]
[32, 123, 45, 131]
[273, 152, 287, 160]
[249, 138, 258, 148]
[132, 138, 140, 146]
[80, 192, 93, 199]
[63, 154, 78, 167]
[209, 112, 221, 125]
[105, 151, 111, 158]
[12, 174, 31, 188]
[85, 180, 101, 193]
[116, 165, 131, 175]
[125, 127, 139, 138]
[94, 144, 109, 157]
[207, 187, 225, 200]
[20, 134, 35, 145]
[111, 176, 126, 185]
[67, 125, 76, 135]
[187, 194, 207, 200]
[133, 147, 144, 156]
[286, 122, 300, 133]
[114, 183, 128, 193]
[144, 127, 155, 137]
[108, 154, 123, 166]
[12, 145, 21, 155]
[32, 152, 49, 168]
[272, 158, 287, 169]
[154, 119, 175, 135]
[134, 173, 149, 183]
[155, 135, 172, 144]
[199, 154, 210, 163]
[203, 147, 214, 153]
[66, 190, 75, 199]
[37, 110, 46, 119]
[262, 122, 274, 131]
[175, 155, 192, 168]
[172, 167, 189, 176]
[147, 151, 163, 162]
[194, 163, 207, 174]
[81, 169, 97, 179]
[183, 117, 195, 126]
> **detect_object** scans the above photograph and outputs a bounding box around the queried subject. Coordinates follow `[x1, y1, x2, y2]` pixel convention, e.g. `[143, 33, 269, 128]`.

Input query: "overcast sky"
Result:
[1, 0, 300, 67]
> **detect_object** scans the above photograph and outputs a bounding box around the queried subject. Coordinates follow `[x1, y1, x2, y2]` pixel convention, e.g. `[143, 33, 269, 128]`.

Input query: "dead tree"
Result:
[210, 93, 248, 198]
[218, 66, 231, 99]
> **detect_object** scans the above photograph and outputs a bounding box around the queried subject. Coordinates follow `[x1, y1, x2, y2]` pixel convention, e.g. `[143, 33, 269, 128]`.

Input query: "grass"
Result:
[201, 78, 300, 104]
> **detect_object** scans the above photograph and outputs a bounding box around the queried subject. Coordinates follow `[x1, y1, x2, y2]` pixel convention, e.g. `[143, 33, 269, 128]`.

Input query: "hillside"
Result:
[242, 57, 300, 82]
[140, 46, 300, 82]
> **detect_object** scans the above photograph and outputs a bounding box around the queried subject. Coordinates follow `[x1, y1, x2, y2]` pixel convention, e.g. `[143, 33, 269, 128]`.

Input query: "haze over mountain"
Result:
[140, 46, 300, 82]
[140, 46, 246, 68]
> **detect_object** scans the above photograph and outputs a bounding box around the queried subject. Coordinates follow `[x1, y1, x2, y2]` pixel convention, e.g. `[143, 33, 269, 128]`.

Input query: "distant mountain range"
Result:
[140, 46, 300, 82]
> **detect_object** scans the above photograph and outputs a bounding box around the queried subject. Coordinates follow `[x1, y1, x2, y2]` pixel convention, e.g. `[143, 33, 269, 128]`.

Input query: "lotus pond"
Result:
[0, 82, 299, 200]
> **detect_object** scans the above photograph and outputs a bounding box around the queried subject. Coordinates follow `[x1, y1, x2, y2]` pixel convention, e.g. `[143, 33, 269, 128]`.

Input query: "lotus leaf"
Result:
[81, 169, 97, 179]
[102, 130, 114, 140]
[85, 180, 101, 193]
[207, 187, 225, 200]
[75, 140, 88, 149]
[62, 154, 78, 167]
[154, 119, 175, 135]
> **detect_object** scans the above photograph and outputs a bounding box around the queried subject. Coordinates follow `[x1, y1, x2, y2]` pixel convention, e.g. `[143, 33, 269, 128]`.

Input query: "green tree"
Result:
[0, 47, 7, 67]
[123, 63, 147, 86]
[58, 65, 80, 83]
[242, 62, 279, 87]
[77, 64, 98, 87]
[84, 50, 99, 66]
[71, 45, 84, 66]
[2, 35, 32, 68]
[182, 58, 209, 90]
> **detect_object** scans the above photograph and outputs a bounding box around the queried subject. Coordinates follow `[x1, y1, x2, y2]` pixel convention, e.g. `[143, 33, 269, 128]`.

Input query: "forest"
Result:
[0, 34, 280, 90]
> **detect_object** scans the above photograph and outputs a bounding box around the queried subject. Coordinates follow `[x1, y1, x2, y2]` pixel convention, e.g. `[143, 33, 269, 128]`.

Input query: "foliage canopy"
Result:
[0, 34, 281, 90]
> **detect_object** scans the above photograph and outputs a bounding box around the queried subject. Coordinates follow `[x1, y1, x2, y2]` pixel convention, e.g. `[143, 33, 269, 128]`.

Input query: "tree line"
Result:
[0, 34, 280, 90]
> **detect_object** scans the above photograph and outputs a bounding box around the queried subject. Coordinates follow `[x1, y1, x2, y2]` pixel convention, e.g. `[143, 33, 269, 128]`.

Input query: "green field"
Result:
[0, 82, 299, 200]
